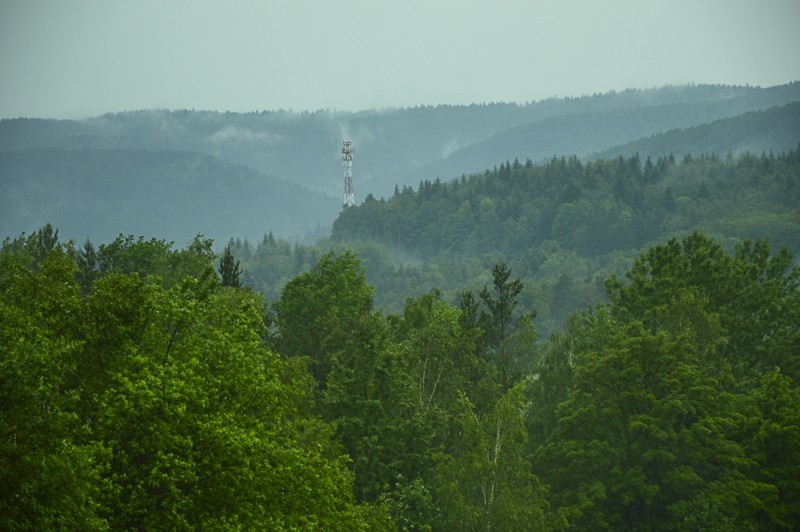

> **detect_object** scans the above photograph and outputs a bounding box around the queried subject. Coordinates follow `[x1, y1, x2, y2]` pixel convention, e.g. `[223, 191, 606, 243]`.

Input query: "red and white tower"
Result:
[342, 140, 355, 207]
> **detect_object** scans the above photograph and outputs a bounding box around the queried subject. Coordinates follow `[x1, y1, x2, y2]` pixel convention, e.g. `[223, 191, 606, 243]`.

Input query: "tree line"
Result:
[2, 225, 798, 529]
[333, 146, 800, 258]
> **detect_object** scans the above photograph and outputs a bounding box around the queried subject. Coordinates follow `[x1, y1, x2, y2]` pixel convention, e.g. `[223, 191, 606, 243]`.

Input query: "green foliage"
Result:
[606, 232, 800, 383]
[0, 238, 107, 530]
[434, 383, 555, 531]
[96, 233, 218, 289]
[235, 148, 797, 336]
[379, 475, 435, 532]
[243, 225, 799, 529]
[477, 262, 533, 391]
[743, 369, 800, 527]
[393, 291, 483, 416]
[4, 218, 798, 530]
[274, 250, 377, 385]
[535, 233, 800, 530]
[93, 282, 364, 529]
[322, 146, 800, 335]
[333, 147, 800, 259]
[0, 229, 373, 530]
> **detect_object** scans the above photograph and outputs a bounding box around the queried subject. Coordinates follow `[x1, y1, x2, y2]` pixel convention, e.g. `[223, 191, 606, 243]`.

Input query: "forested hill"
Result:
[332, 146, 800, 260]
[2, 83, 798, 200]
[593, 101, 800, 161]
[228, 146, 798, 334]
[413, 84, 800, 182]
[0, 148, 337, 245]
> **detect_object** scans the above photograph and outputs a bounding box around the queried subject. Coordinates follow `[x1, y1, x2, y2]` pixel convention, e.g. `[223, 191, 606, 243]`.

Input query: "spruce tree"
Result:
[218, 244, 242, 288]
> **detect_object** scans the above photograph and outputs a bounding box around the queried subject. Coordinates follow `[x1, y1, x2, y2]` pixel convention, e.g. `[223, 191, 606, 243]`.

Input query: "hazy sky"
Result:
[2, 0, 799, 119]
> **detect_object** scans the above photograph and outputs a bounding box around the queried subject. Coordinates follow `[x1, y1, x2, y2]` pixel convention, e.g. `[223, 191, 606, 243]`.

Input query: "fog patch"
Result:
[209, 125, 282, 143]
[440, 136, 465, 159]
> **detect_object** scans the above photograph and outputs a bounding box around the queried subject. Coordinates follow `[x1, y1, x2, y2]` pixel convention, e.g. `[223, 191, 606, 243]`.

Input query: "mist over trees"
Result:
[2, 82, 800, 529]
[2, 82, 800, 245]
[230, 145, 799, 335]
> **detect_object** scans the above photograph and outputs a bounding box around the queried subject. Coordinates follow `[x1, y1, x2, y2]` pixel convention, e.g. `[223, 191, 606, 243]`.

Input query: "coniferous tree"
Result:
[218, 244, 242, 288]
[75, 238, 98, 293]
[479, 262, 527, 390]
[32, 223, 59, 266]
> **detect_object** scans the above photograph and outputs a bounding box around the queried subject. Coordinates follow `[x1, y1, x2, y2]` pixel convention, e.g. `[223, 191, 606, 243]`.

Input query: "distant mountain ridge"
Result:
[3, 84, 796, 196]
[1, 82, 798, 244]
[415, 84, 800, 179]
[0, 148, 338, 245]
[591, 102, 800, 161]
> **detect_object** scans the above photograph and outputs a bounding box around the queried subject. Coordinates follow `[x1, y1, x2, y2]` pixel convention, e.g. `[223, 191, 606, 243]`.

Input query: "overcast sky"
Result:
[1, 0, 799, 119]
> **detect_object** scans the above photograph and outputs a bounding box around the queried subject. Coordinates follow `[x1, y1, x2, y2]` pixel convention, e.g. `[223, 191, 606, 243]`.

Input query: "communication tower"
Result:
[342, 140, 355, 207]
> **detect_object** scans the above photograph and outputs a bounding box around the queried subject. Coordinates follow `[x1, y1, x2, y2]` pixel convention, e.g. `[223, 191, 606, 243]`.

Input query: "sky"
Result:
[1, 0, 799, 119]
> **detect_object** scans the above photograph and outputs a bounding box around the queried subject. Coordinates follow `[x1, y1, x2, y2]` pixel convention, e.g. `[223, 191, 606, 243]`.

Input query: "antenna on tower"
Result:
[342, 140, 355, 208]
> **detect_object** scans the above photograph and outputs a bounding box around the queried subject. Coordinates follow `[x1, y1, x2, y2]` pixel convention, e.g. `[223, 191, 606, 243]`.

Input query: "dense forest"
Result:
[228, 145, 800, 334]
[2, 223, 798, 529]
[2, 84, 799, 529]
[592, 101, 800, 162]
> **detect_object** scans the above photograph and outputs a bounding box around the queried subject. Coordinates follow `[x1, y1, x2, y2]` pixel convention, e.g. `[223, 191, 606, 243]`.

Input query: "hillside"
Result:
[592, 101, 800, 161]
[2, 83, 797, 202]
[0, 148, 338, 245]
[415, 85, 800, 180]
[332, 147, 800, 259]
[230, 145, 800, 334]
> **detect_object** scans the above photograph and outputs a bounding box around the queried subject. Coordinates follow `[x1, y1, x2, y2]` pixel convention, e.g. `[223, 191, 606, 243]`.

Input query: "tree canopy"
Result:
[0, 231, 377, 529]
[3, 218, 798, 530]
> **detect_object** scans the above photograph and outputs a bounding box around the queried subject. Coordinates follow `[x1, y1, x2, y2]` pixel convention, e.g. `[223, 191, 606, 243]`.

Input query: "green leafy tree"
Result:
[537, 311, 754, 529]
[395, 291, 482, 416]
[379, 475, 435, 532]
[97, 234, 217, 290]
[33, 222, 59, 265]
[0, 237, 106, 529]
[274, 251, 376, 386]
[92, 280, 369, 529]
[525, 318, 579, 452]
[0, 229, 377, 530]
[434, 382, 556, 531]
[273, 250, 405, 505]
[538, 233, 800, 529]
[321, 307, 396, 500]
[739, 369, 800, 528]
[606, 233, 800, 384]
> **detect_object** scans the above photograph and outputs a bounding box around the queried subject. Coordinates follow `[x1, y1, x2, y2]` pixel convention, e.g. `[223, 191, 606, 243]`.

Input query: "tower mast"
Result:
[342, 140, 355, 207]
